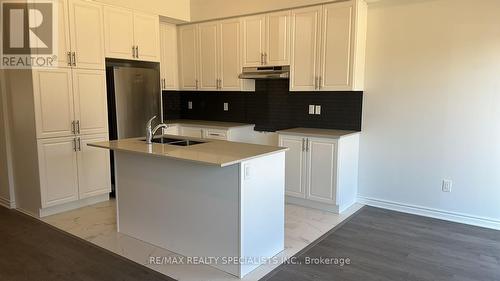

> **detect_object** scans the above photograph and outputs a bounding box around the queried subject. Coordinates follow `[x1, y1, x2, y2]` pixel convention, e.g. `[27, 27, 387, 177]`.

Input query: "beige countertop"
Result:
[89, 136, 287, 167]
[165, 119, 255, 130]
[276, 128, 360, 139]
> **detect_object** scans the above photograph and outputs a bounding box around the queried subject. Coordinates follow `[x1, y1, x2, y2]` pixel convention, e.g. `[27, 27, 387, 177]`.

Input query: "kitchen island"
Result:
[90, 136, 288, 278]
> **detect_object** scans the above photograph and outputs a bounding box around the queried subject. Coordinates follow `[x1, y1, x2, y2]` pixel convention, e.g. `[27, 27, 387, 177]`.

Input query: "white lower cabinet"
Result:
[38, 137, 80, 208]
[279, 133, 359, 213]
[38, 134, 111, 208]
[77, 134, 111, 199]
[179, 127, 204, 138]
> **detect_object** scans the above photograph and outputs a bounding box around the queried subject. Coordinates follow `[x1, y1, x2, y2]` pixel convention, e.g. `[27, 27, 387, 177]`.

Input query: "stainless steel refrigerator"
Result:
[107, 65, 162, 140]
[106, 62, 161, 196]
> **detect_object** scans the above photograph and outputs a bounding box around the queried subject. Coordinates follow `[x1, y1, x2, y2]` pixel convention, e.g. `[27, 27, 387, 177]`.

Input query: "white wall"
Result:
[93, 0, 190, 22]
[190, 0, 335, 22]
[359, 0, 500, 228]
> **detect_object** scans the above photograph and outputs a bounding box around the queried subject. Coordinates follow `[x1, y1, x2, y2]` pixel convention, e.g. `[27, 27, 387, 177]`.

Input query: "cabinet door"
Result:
[280, 136, 306, 198]
[133, 12, 160, 62]
[198, 22, 219, 90]
[77, 134, 111, 199]
[160, 22, 179, 90]
[219, 19, 241, 91]
[320, 2, 354, 90]
[39, 0, 71, 67]
[290, 6, 322, 91]
[306, 138, 337, 204]
[241, 15, 266, 67]
[178, 25, 198, 90]
[38, 137, 79, 208]
[266, 11, 290, 66]
[33, 69, 75, 139]
[72, 69, 108, 135]
[180, 127, 203, 138]
[69, 0, 105, 69]
[103, 6, 134, 60]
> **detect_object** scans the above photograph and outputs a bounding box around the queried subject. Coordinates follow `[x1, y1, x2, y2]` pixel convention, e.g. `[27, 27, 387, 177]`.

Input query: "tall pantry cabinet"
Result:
[10, 0, 110, 217]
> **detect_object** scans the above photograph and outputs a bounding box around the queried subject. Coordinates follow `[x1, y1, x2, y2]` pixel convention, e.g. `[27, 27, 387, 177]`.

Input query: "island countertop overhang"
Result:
[88, 136, 288, 167]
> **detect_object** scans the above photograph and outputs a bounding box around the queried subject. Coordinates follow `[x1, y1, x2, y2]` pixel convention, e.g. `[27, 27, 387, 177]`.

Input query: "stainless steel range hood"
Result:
[239, 66, 290, 79]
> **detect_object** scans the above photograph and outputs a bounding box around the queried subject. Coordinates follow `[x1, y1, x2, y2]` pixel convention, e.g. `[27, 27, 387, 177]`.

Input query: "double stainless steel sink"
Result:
[143, 137, 205, 147]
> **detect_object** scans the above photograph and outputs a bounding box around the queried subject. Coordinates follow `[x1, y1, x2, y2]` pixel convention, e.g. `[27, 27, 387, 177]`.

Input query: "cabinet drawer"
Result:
[205, 129, 228, 140]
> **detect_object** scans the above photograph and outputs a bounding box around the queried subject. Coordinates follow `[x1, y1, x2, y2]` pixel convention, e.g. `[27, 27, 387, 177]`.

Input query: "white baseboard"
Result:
[0, 196, 15, 209]
[39, 193, 109, 218]
[357, 196, 500, 231]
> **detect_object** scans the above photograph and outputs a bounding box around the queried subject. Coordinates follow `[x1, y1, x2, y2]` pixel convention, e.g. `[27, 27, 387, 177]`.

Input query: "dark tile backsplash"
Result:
[163, 79, 362, 132]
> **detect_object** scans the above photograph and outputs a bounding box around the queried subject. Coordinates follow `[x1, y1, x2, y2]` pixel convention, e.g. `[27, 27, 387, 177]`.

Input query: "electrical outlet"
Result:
[309, 105, 315, 115]
[442, 179, 453, 192]
[244, 164, 251, 180]
[188, 101, 193, 109]
[315, 105, 321, 115]
[224, 102, 229, 111]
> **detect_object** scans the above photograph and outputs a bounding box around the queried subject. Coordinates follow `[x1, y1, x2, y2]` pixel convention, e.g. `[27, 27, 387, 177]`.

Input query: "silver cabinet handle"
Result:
[264, 52, 267, 64]
[71, 120, 76, 134]
[306, 138, 310, 152]
[73, 138, 77, 152]
[195, 79, 199, 89]
[76, 120, 80, 134]
[77, 137, 82, 151]
[67, 52, 72, 66]
[302, 138, 305, 151]
[319, 76, 322, 90]
[261, 53, 264, 65]
[72, 52, 76, 66]
[135, 46, 139, 58]
[132, 46, 136, 58]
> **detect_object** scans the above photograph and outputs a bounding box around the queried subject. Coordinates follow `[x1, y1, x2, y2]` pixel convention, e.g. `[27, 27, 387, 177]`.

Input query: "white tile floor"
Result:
[42, 200, 363, 281]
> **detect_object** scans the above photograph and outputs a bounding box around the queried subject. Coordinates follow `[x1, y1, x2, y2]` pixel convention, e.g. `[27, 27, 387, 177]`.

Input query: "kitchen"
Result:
[1, 0, 500, 281]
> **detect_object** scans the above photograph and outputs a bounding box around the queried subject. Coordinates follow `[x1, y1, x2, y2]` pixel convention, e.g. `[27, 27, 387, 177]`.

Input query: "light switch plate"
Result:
[315, 105, 321, 115]
[188, 101, 193, 109]
[309, 105, 315, 115]
[224, 102, 229, 111]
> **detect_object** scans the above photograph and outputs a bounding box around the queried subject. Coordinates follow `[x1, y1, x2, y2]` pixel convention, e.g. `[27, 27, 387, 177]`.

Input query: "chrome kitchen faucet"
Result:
[145, 116, 170, 144]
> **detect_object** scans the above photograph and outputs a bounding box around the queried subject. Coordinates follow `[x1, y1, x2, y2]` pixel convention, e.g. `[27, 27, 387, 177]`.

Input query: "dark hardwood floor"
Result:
[264, 206, 500, 281]
[0, 207, 176, 281]
[1, 205, 499, 281]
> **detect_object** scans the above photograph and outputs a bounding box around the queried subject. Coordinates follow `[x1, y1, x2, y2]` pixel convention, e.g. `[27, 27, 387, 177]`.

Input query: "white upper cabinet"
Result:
[160, 22, 179, 90]
[290, 6, 322, 91]
[33, 69, 75, 139]
[178, 20, 242, 91]
[72, 69, 108, 135]
[178, 24, 199, 90]
[219, 18, 241, 91]
[104, 6, 160, 62]
[266, 10, 291, 66]
[133, 12, 160, 62]
[103, 6, 135, 60]
[320, 2, 354, 91]
[241, 15, 266, 67]
[198, 22, 219, 90]
[242, 12, 290, 67]
[290, 0, 367, 91]
[69, 0, 105, 70]
[53, 0, 72, 67]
